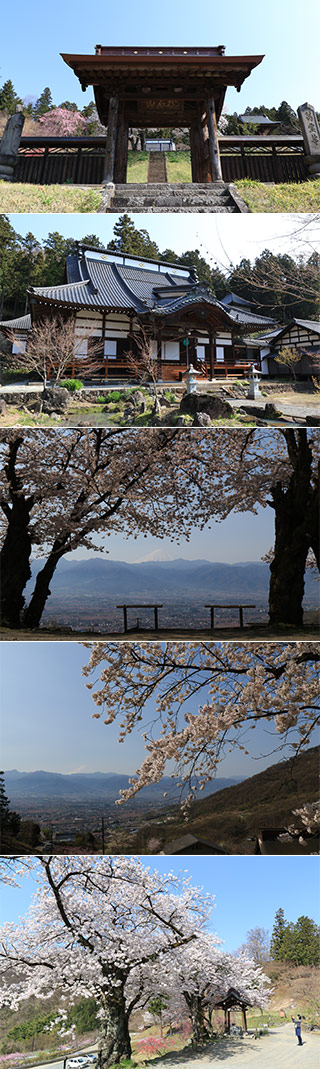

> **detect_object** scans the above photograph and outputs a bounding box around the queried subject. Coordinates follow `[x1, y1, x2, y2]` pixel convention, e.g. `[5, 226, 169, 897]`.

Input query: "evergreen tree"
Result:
[0, 772, 20, 844]
[0, 79, 22, 114]
[58, 100, 78, 112]
[33, 87, 53, 118]
[107, 215, 160, 258]
[276, 101, 299, 131]
[281, 916, 320, 966]
[270, 907, 288, 960]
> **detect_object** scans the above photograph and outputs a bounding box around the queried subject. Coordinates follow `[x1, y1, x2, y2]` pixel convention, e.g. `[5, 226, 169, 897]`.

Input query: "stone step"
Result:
[147, 152, 167, 183]
[102, 181, 248, 213]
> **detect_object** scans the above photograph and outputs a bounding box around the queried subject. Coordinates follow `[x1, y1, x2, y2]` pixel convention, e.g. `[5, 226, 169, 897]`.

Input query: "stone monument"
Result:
[0, 106, 25, 181]
[297, 102, 320, 178]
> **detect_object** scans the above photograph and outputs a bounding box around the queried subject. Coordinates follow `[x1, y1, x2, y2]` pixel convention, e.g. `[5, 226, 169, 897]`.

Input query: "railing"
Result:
[15, 135, 308, 185]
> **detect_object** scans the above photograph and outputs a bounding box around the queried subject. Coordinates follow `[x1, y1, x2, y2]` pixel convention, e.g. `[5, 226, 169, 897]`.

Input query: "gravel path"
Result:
[154, 1025, 319, 1068]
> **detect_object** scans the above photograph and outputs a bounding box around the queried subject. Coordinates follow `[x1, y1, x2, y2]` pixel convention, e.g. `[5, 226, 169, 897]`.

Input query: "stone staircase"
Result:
[105, 181, 248, 213]
[147, 151, 168, 183]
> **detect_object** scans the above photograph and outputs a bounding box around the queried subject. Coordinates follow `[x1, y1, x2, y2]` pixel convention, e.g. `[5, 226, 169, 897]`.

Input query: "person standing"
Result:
[291, 1015, 303, 1046]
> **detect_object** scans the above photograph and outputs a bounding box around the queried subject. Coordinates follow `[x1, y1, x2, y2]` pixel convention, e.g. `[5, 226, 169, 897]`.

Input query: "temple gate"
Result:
[61, 46, 263, 184]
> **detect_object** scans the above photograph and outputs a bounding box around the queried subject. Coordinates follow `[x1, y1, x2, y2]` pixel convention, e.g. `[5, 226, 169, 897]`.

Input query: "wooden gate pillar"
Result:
[190, 118, 204, 182]
[241, 1008, 247, 1032]
[205, 96, 223, 180]
[114, 106, 129, 183]
[103, 94, 119, 182]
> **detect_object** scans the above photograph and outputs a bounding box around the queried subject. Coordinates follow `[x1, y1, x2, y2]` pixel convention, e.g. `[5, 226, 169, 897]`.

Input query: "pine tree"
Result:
[0, 79, 22, 115]
[107, 214, 160, 258]
[270, 907, 288, 960]
[33, 87, 53, 118]
[0, 771, 20, 845]
[281, 917, 320, 966]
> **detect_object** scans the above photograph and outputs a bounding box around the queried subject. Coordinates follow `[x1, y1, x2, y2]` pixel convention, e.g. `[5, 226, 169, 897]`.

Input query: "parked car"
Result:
[66, 1056, 97, 1069]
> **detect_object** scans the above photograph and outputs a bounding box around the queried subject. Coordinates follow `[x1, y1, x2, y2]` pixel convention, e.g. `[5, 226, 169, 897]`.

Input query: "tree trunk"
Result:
[0, 438, 33, 628]
[23, 541, 67, 629]
[269, 431, 317, 627]
[99, 990, 131, 1066]
[0, 497, 32, 627]
[184, 993, 209, 1045]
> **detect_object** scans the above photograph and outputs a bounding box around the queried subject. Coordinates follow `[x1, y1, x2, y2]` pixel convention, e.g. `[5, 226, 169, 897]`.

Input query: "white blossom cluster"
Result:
[0, 857, 270, 1044]
[82, 642, 319, 801]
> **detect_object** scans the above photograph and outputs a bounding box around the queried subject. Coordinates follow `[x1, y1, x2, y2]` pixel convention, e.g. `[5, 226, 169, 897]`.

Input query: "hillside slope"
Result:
[130, 747, 320, 855]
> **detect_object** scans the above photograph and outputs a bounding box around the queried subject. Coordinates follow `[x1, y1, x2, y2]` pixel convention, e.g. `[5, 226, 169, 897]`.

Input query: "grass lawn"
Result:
[1, 167, 319, 211]
[166, 150, 192, 182]
[234, 178, 320, 212]
[0, 181, 101, 212]
[127, 151, 149, 181]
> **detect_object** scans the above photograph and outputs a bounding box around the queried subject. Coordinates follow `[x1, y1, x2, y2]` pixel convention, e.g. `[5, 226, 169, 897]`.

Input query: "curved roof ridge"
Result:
[112, 263, 148, 311]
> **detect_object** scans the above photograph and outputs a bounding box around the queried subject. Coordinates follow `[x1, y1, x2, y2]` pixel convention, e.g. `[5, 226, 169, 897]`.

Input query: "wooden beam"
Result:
[103, 94, 119, 182]
[205, 96, 222, 180]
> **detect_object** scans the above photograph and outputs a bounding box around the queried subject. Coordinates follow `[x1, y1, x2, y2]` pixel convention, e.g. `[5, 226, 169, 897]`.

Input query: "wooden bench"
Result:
[205, 603, 256, 629]
[117, 603, 163, 631]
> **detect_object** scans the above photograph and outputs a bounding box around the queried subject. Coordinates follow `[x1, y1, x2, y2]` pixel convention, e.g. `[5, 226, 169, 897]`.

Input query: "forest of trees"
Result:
[0, 214, 319, 325]
[2, 76, 314, 130]
[270, 908, 320, 966]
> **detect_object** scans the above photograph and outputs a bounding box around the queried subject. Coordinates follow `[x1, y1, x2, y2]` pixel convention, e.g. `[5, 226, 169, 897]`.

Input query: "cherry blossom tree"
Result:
[170, 937, 270, 1042]
[38, 108, 86, 136]
[0, 856, 212, 1065]
[83, 641, 320, 802]
[0, 428, 181, 629]
[0, 428, 319, 629]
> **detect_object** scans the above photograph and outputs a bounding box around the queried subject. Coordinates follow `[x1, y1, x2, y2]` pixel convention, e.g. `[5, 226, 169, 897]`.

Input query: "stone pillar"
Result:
[103, 94, 119, 183]
[0, 105, 25, 181]
[297, 102, 320, 177]
[205, 97, 223, 181]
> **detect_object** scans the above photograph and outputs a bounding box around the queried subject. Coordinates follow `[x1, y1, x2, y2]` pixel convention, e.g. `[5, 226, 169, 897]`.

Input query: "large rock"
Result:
[193, 412, 212, 426]
[42, 387, 70, 413]
[180, 391, 233, 420]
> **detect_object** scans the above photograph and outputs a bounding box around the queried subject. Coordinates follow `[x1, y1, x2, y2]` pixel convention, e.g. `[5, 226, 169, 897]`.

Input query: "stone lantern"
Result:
[247, 363, 262, 400]
[183, 363, 201, 394]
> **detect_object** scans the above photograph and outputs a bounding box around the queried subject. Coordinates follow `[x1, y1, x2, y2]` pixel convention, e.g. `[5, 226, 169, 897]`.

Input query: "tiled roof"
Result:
[228, 308, 276, 327]
[28, 252, 276, 328]
[0, 313, 31, 330]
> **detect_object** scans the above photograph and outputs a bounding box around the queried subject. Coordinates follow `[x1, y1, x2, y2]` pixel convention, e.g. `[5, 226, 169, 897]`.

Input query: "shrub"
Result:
[60, 378, 83, 392]
[106, 390, 121, 403]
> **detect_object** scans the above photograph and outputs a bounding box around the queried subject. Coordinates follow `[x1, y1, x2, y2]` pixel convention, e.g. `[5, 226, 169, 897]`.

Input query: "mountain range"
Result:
[4, 769, 242, 807]
[25, 556, 318, 605]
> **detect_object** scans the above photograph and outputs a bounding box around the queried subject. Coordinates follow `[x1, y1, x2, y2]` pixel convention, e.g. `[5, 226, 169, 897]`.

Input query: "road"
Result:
[154, 1024, 319, 1068]
[16, 1026, 319, 1069]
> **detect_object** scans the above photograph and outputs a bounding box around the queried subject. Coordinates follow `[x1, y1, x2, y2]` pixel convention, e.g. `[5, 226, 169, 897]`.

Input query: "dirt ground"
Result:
[1, 626, 318, 642]
[155, 1023, 319, 1068]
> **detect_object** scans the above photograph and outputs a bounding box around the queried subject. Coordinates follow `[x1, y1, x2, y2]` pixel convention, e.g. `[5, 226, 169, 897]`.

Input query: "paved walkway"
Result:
[155, 1025, 319, 1067]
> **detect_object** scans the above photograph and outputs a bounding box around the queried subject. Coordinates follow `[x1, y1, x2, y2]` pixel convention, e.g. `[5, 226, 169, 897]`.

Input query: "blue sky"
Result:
[67, 500, 275, 564]
[1, 641, 319, 776]
[9, 213, 318, 276]
[0, 857, 318, 952]
[1, 0, 319, 113]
